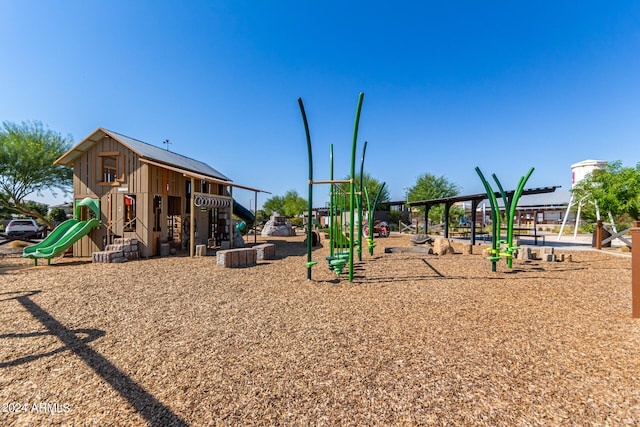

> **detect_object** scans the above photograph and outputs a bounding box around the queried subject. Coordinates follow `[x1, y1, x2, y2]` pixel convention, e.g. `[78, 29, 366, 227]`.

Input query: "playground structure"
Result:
[362, 183, 388, 255]
[52, 128, 264, 259]
[475, 167, 534, 271]
[301, 92, 385, 282]
[23, 197, 101, 265]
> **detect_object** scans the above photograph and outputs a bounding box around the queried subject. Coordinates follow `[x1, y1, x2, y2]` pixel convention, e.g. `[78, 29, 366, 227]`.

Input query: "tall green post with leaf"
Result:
[476, 167, 534, 270]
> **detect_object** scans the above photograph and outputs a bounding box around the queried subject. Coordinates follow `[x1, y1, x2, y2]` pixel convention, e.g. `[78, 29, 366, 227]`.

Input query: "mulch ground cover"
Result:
[1, 234, 638, 426]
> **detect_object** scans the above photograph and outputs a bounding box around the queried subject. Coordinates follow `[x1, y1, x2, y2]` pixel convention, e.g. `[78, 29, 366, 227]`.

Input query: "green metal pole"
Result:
[369, 182, 386, 256]
[476, 167, 500, 272]
[340, 194, 349, 248]
[348, 92, 364, 282]
[357, 141, 368, 261]
[506, 168, 534, 268]
[329, 144, 335, 259]
[509, 168, 534, 227]
[371, 183, 386, 220]
[493, 174, 515, 268]
[298, 98, 316, 280]
[356, 192, 362, 253]
[338, 192, 344, 249]
[363, 186, 372, 254]
[492, 174, 510, 254]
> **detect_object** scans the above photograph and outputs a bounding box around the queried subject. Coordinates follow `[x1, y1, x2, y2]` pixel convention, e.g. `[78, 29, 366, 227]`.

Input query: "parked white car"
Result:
[5, 219, 42, 238]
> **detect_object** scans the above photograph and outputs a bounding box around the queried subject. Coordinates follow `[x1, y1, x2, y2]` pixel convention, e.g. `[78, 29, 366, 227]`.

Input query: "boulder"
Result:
[433, 238, 455, 255]
[261, 220, 295, 237]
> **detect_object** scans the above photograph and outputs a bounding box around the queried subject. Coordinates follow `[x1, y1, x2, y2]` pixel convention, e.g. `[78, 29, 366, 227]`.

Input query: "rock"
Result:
[540, 247, 555, 255]
[411, 234, 433, 245]
[261, 222, 295, 237]
[433, 238, 455, 255]
[517, 247, 532, 261]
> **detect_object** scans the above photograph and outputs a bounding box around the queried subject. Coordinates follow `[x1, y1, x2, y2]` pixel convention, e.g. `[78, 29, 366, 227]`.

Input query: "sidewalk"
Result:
[519, 231, 632, 257]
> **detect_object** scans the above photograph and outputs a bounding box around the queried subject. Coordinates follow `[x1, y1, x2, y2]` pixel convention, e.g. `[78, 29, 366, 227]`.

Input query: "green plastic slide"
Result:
[22, 218, 79, 256]
[23, 218, 100, 262]
[22, 197, 101, 265]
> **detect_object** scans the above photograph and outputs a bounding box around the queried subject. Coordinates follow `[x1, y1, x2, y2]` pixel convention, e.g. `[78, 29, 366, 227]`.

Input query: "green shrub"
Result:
[289, 217, 303, 228]
[48, 207, 69, 223]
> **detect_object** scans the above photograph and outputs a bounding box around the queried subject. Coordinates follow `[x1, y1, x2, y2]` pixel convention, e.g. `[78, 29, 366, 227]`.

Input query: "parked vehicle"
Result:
[5, 219, 42, 238]
[362, 220, 390, 238]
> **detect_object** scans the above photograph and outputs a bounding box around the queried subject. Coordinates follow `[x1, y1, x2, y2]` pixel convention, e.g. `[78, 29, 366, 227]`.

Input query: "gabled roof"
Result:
[55, 128, 231, 182]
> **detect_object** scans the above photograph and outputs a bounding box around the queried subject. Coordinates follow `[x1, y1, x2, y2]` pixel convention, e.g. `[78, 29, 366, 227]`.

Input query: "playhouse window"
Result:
[124, 195, 136, 231]
[98, 152, 123, 184]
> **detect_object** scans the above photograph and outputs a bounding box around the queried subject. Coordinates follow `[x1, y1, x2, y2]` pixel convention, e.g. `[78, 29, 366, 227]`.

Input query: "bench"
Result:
[216, 247, 257, 268]
[510, 227, 545, 245]
[254, 243, 276, 260]
[449, 226, 490, 241]
[450, 226, 472, 237]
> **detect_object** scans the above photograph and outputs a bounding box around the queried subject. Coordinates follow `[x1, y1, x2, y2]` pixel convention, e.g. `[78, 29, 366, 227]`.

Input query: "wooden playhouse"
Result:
[54, 128, 265, 258]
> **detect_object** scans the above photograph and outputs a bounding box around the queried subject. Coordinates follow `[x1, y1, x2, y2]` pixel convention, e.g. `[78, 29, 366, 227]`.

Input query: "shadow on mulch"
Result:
[256, 239, 309, 259]
[1, 290, 188, 427]
[421, 259, 445, 277]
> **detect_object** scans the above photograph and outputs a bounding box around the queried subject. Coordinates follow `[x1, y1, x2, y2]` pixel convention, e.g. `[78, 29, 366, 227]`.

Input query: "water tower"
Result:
[570, 159, 607, 188]
[558, 159, 607, 239]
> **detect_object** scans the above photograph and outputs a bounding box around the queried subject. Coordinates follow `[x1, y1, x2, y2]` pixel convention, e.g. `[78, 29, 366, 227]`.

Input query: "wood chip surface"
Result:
[1, 234, 638, 426]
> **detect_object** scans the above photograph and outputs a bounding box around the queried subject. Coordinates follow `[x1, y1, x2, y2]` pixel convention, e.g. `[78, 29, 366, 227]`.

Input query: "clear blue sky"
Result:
[2, 1, 640, 209]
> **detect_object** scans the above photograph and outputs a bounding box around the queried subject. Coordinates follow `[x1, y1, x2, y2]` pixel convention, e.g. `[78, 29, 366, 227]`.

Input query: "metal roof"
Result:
[106, 130, 232, 182]
[55, 128, 231, 182]
[408, 186, 561, 208]
[477, 189, 571, 209]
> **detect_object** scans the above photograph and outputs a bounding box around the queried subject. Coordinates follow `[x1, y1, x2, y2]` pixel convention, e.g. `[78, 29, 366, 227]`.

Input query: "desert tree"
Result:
[0, 121, 73, 228]
[571, 160, 640, 229]
[263, 190, 307, 218]
[336, 172, 389, 209]
[407, 172, 461, 225]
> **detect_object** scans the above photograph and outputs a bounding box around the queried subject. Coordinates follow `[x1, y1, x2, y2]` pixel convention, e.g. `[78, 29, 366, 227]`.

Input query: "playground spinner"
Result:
[475, 167, 534, 271]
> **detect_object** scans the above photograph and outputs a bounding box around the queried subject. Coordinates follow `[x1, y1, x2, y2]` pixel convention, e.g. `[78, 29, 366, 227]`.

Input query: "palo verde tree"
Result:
[0, 121, 73, 228]
[407, 172, 461, 224]
[262, 190, 307, 218]
[336, 172, 389, 208]
[0, 200, 48, 221]
[571, 160, 640, 228]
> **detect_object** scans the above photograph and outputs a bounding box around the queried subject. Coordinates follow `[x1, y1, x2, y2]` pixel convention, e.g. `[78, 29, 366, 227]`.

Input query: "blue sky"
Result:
[2, 1, 640, 210]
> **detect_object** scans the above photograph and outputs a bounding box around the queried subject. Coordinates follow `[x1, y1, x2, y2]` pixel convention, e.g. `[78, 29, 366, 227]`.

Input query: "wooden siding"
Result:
[70, 134, 233, 258]
[72, 136, 147, 257]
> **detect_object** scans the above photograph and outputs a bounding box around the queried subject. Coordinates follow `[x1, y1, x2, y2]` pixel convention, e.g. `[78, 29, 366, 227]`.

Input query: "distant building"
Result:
[475, 190, 573, 226]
